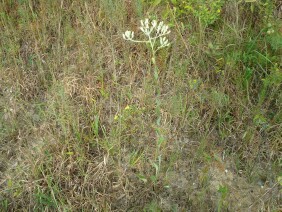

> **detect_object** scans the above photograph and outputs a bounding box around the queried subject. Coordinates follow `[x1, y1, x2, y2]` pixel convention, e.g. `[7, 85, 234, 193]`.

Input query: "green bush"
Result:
[149, 0, 225, 26]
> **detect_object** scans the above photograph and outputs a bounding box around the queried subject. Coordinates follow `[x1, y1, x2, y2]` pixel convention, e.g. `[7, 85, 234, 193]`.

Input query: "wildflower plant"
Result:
[122, 19, 171, 173]
[123, 18, 171, 79]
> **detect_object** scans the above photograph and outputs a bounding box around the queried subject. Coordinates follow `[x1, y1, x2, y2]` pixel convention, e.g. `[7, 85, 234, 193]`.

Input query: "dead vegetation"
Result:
[0, 0, 281, 211]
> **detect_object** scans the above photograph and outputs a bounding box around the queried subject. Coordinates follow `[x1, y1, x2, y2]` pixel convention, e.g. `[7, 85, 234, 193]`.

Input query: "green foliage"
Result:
[144, 200, 162, 212]
[243, 0, 274, 19]
[0, 199, 8, 211]
[259, 64, 282, 105]
[217, 185, 228, 212]
[278, 175, 282, 186]
[266, 31, 282, 51]
[181, 0, 225, 26]
[35, 189, 56, 209]
[149, 0, 225, 26]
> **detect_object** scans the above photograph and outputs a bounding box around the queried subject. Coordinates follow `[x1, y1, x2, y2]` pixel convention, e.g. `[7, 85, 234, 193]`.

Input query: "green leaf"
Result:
[156, 117, 161, 126]
[277, 176, 282, 186]
[7, 179, 13, 188]
[136, 174, 148, 183]
[92, 115, 99, 137]
[218, 185, 228, 198]
[152, 162, 159, 174]
[251, 3, 254, 13]
[151, 0, 162, 8]
[157, 136, 165, 146]
[150, 175, 157, 183]
[154, 70, 159, 80]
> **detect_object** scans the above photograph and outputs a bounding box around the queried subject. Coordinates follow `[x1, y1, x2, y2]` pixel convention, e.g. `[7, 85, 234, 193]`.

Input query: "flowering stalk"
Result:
[123, 18, 171, 164]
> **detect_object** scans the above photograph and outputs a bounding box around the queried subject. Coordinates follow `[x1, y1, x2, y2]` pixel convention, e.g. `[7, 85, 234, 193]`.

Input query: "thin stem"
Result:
[125, 39, 149, 43]
[151, 32, 170, 40]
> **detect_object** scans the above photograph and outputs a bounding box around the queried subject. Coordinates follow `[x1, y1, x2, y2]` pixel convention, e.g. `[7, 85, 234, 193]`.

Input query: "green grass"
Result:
[0, 0, 281, 211]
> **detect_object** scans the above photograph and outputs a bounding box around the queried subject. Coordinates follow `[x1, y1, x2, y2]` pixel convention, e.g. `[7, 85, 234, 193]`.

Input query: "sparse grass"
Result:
[0, 0, 281, 211]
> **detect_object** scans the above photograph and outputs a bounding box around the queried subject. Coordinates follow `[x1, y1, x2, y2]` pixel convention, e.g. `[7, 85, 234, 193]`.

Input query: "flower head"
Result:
[152, 20, 157, 28]
[123, 18, 171, 53]
[124, 105, 131, 110]
[114, 115, 119, 120]
[122, 30, 134, 40]
[160, 37, 169, 47]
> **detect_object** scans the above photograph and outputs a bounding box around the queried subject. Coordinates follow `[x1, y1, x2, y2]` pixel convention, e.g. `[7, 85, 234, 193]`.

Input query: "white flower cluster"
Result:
[122, 18, 171, 50]
[122, 30, 134, 40]
[160, 37, 169, 47]
[139, 19, 170, 38]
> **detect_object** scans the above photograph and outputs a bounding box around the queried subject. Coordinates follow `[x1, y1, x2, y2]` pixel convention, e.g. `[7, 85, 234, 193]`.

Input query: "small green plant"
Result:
[149, 0, 224, 26]
[150, 155, 162, 183]
[182, 0, 224, 26]
[136, 155, 162, 185]
[35, 188, 57, 210]
[0, 199, 8, 211]
[278, 175, 282, 186]
[217, 185, 228, 212]
[144, 200, 161, 211]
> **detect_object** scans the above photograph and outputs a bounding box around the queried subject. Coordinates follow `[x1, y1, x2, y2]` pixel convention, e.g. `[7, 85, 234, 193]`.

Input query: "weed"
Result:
[123, 18, 171, 170]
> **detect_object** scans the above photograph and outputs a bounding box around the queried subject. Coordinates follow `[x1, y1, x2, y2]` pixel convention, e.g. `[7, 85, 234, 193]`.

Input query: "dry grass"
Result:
[0, 0, 281, 211]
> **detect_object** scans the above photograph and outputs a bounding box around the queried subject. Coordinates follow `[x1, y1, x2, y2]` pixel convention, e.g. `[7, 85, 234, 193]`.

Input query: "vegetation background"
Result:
[0, 0, 281, 211]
